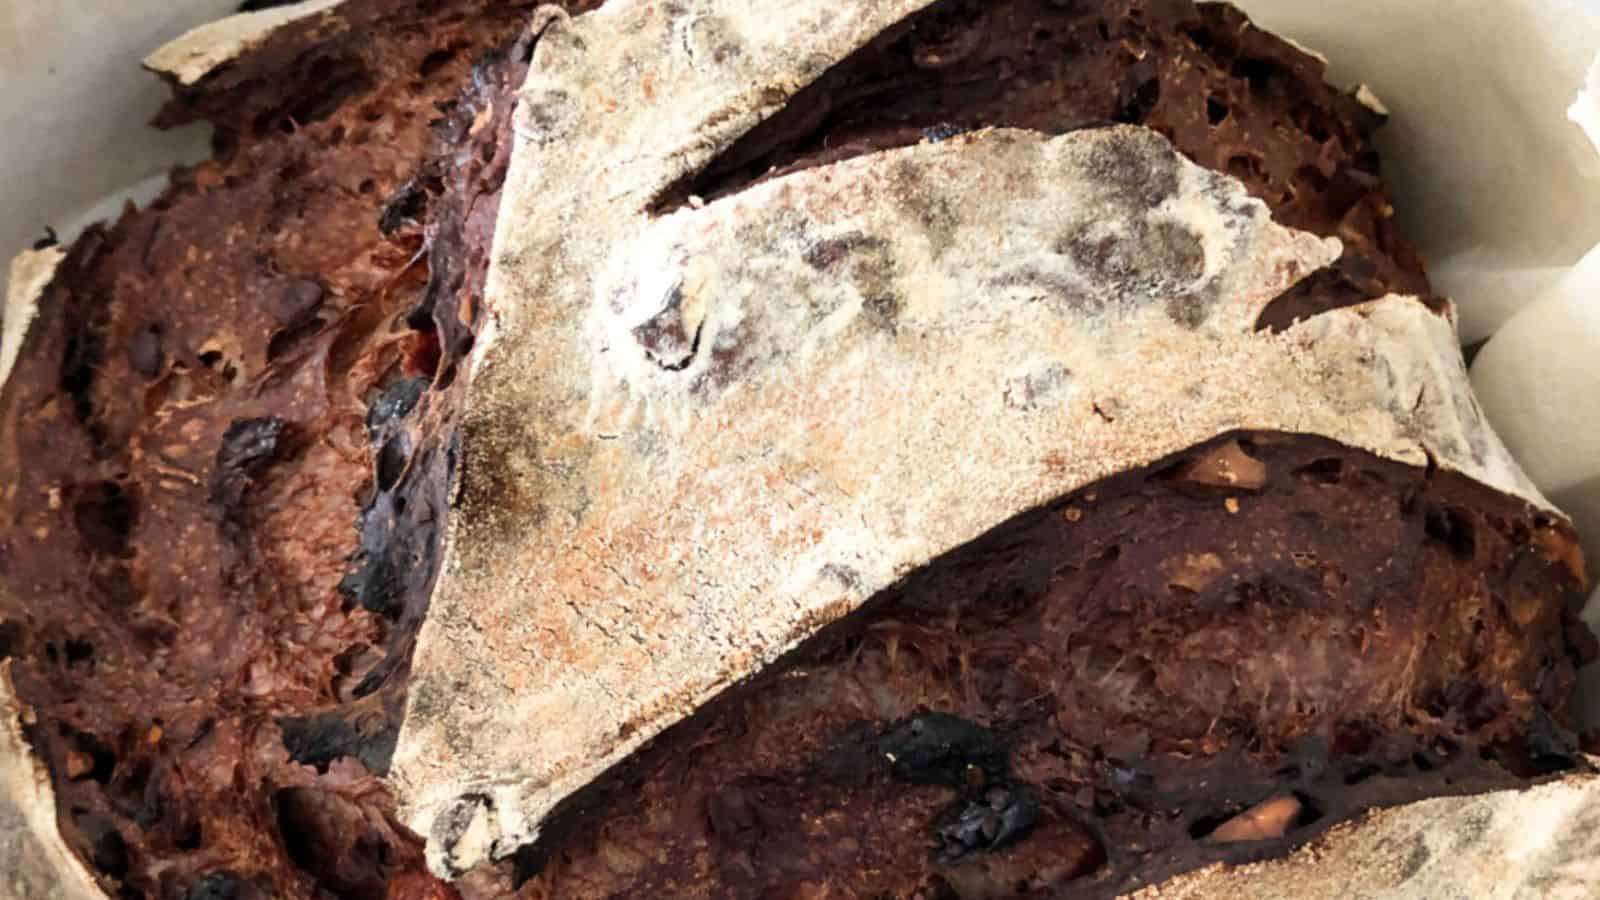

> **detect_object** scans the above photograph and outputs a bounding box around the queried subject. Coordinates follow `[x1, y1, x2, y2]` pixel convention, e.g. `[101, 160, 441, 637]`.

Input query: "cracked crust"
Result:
[392, 0, 1556, 875]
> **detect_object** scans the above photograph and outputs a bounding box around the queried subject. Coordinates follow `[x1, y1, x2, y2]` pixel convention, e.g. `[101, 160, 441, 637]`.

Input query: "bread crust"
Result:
[391, 1, 1558, 875]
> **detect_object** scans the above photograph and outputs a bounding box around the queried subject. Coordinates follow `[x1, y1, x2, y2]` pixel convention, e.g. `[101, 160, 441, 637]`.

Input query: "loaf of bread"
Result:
[0, 1, 1592, 899]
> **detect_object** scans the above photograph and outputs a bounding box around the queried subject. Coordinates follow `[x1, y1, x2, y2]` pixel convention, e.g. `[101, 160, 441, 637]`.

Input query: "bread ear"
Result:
[144, 0, 350, 87]
[2, 248, 64, 398]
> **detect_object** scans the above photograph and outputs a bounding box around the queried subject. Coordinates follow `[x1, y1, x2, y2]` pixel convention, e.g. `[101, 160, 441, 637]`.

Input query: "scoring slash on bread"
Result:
[1, 1, 1596, 899]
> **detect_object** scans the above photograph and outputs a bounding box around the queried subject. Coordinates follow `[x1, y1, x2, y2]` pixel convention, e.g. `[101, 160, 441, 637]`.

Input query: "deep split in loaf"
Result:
[0, 1, 1591, 899]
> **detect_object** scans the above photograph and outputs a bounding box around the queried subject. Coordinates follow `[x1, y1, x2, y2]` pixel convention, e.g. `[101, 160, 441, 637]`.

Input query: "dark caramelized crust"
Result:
[0, 2, 1587, 900]
[512, 434, 1590, 899]
[0, 2, 551, 897]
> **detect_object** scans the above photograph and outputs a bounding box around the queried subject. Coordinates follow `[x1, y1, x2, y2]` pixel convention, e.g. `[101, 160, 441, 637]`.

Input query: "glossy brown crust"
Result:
[0, 1, 542, 897]
[661, 0, 1433, 330]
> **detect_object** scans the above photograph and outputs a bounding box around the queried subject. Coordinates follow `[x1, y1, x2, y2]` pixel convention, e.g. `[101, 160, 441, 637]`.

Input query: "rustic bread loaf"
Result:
[0, 1, 1591, 899]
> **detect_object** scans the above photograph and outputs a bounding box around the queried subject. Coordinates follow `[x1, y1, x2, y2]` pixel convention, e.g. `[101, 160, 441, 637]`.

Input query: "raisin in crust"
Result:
[0, 1, 1593, 899]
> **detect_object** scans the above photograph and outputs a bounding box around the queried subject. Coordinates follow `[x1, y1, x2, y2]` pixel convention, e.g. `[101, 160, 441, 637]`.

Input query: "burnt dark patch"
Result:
[366, 377, 430, 432]
[279, 705, 398, 774]
[209, 417, 287, 519]
[375, 435, 412, 492]
[934, 781, 1040, 864]
[878, 713, 1008, 788]
[378, 177, 430, 236]
[340, 489, 433, 617]
[921, 123, 966, 143]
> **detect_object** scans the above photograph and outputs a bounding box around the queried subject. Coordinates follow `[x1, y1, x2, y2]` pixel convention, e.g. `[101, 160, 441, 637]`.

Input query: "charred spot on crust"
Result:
[934, 781, 1041, 863]
[278, 702, 399, 774]
[366, 377, 430, 432]
[209, 417, 287, 510]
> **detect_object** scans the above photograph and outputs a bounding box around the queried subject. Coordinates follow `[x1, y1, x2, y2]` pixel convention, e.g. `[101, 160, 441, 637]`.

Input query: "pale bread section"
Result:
[144, 0, 348, 86]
